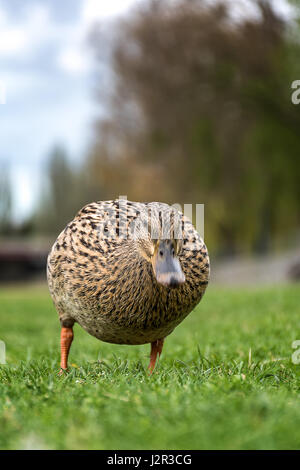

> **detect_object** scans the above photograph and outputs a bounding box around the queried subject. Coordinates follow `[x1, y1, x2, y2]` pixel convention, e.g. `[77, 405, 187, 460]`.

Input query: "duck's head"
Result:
[139, 238, 185, 288]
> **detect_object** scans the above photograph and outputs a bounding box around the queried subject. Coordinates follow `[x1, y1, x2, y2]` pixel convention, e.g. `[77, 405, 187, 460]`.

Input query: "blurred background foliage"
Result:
[1, 0, 300, 258]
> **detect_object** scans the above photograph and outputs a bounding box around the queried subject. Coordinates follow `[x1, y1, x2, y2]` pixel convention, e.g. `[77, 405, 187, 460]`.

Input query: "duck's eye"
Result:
[172, 249, 175, 256]
[159, 250, 164, 257]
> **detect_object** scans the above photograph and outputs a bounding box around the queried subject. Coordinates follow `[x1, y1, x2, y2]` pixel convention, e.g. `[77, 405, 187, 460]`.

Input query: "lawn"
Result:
[0, 283, 300, 450]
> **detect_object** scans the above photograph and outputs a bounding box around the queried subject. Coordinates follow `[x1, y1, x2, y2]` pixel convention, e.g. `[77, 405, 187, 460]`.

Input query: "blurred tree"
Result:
[0, 163, 12, 235]
[35, 146, 102, 235]
[87, 0, 300, 255]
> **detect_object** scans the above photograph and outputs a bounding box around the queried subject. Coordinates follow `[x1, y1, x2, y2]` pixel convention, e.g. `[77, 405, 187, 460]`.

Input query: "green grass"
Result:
[1, 283, 300, 449]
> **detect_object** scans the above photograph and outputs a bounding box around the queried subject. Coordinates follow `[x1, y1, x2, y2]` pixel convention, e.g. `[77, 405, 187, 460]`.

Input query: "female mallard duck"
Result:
[47, 199, 210, 373]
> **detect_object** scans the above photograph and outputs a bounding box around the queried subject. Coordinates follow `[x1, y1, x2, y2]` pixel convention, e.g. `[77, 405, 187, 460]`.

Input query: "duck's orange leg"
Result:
[59, 327, 74, 374]
[148, 339, 164, 374]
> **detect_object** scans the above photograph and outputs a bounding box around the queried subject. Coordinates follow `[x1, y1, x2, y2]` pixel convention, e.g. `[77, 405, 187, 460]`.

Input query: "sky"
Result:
[0, 0, 140, 222]
[0, 0, 293, 223]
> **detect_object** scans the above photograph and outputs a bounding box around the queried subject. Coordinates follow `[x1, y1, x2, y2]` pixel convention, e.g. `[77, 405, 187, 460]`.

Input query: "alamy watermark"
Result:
[92, 196, 205, 243]
[291, 340, 300, 364]
[0, 341, 6, 364]
[291, 80, 300, 105]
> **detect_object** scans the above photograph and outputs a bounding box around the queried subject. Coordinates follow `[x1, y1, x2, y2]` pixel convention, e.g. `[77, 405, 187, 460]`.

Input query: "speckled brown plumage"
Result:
[47, 199, 209, 363]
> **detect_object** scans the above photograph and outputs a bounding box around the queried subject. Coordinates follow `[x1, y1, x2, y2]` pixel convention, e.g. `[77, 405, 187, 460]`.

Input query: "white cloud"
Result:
[0, 4, 51, 58]
[58, 47, 90, 74]
[82, 0, 138, 24]
[0, 28, 29, 55]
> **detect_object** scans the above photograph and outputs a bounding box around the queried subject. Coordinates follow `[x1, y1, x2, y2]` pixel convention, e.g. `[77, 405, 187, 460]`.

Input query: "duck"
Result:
[47, 199, 210, 373]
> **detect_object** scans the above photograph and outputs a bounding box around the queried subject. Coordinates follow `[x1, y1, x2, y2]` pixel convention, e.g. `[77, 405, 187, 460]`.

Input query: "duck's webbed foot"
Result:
[148, 338, 164, 374]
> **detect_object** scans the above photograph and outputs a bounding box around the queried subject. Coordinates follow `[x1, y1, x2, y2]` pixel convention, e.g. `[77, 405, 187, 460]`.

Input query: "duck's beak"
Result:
[152, 240, 185, 288]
